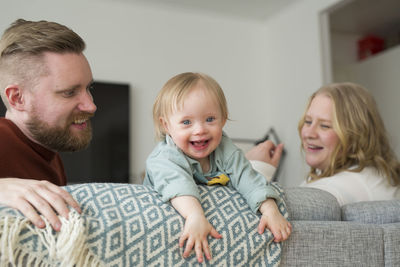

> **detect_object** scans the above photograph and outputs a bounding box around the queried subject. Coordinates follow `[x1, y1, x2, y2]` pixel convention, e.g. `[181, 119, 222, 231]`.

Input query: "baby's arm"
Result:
[258, 198, 292, 242]
[170, 195, 222, 263]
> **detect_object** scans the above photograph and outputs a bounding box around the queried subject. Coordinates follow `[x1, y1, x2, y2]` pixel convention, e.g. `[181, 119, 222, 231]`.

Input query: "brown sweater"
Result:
[0, 117, 67, 186]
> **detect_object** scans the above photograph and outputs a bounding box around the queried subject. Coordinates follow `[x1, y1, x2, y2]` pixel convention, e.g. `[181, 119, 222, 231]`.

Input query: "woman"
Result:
[246, 82, 400, 206]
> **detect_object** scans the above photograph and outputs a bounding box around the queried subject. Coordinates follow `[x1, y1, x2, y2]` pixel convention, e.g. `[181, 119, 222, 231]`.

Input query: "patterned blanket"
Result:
[0, 183, 288, 266]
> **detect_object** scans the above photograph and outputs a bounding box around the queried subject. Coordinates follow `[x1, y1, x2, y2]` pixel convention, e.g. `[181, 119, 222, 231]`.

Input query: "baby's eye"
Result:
[182, 120, 191, 125]
[206, 117, 215, 122]
[304, 120, 312, 125]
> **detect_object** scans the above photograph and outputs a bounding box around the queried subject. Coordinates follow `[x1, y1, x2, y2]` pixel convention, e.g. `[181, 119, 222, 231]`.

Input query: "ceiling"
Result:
[116, 0, 400, 31]
[128, 0, 297, 21]
[119, 0, 400, 37]
[330, 0, 400, 36]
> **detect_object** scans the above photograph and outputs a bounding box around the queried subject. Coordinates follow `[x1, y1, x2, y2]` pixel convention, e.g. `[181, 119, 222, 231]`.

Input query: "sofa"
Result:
[282, 187, 400, 266]
[1, 183, 399, 266]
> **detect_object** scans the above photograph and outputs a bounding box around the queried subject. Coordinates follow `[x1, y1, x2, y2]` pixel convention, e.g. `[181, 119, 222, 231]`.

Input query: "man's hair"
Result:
[0, 19, 86, 108]
[153, 72, 229, 140]
[298, 82, 400, 185]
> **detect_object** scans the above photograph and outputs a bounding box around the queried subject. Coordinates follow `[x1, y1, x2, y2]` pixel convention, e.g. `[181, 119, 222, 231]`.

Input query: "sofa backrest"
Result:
[341, 199, 400, 224]
[285, 187, 400, 224]
[284, 187, 341, 221]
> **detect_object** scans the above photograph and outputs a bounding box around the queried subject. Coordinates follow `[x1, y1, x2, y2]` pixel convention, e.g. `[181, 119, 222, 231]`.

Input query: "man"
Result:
[0, 19, 97, 231]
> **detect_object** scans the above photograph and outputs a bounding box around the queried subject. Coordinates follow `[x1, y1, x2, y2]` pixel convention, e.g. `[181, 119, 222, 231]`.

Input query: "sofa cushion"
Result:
[281, 221, 384, 266]
[341, 200, 400, 224]
[284, 187, 341, 221]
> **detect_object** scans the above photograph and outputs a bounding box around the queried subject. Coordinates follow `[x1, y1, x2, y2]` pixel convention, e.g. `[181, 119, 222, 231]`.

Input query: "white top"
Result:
[249, 160, 276, 182]
[250, 160, 400, 206]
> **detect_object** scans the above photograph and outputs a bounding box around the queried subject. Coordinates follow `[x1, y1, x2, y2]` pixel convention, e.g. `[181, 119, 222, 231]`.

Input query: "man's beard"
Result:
[26, 112, 94, 152]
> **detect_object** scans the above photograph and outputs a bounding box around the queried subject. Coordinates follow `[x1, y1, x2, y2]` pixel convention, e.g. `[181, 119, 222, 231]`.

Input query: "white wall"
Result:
[0, 0, 341, 186]
[342, 46, 400, 158]
[251, 0, 342, 186]
[0, 0, 267, 184]
[331, 32, 361, 81]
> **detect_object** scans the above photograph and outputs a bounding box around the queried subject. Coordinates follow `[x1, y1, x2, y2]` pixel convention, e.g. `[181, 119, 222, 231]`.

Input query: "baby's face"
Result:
[162, 83, 226, 170]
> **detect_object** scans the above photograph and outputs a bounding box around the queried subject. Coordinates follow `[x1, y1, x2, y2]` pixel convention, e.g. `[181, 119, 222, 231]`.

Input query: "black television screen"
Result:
[61, 81, 130, 184]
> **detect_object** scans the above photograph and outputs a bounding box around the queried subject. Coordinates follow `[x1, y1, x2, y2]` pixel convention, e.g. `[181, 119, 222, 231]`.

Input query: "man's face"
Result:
[25, 52, 97, 152]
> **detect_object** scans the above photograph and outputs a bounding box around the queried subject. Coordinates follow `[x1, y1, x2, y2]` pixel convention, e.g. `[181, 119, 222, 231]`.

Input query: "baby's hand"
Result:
[179, 212, 222, 263]
[258, 198, 292, 242]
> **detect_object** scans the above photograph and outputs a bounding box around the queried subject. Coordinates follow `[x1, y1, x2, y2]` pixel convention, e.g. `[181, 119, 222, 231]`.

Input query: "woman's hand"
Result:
[245, 140, 283, 167]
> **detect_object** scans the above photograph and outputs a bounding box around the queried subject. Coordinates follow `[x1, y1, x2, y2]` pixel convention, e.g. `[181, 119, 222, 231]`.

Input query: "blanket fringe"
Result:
[0, 210, 103, 267]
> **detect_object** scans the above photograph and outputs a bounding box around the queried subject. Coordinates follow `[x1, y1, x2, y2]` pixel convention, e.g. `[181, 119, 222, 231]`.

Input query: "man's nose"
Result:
[78, 91, 97, 113]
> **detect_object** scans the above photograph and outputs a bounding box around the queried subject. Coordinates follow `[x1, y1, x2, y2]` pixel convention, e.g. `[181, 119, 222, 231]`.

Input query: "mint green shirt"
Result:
[144, 133, 280, 213]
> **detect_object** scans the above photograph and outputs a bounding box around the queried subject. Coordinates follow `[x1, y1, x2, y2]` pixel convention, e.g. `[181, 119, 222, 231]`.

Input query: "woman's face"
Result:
[300, 94, 340, 172]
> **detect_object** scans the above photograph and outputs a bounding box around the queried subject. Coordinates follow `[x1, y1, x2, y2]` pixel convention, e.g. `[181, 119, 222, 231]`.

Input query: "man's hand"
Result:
[0, 178, 81, 231]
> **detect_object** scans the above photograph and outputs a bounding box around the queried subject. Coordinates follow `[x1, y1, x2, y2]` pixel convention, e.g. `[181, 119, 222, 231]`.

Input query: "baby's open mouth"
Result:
[191, 140, 209, 147]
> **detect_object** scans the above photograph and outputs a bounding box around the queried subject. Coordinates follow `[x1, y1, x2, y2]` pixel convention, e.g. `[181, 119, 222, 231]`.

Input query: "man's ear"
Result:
[159, 117, 169, 134]
[4, 85, 25, 111]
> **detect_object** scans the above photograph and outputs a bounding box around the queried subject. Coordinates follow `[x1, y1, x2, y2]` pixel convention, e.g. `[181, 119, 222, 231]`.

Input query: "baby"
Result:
[144, 72, 291, 263]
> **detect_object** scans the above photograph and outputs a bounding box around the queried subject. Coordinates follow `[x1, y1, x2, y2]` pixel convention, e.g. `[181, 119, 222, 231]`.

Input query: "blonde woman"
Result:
[247, 82, 400, 206]
[144, 72, 291, 263]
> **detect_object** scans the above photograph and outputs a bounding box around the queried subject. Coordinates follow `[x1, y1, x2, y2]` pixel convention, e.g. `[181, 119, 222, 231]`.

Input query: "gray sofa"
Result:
[1, 183, 399, 266]
[282, 187, 400, 266]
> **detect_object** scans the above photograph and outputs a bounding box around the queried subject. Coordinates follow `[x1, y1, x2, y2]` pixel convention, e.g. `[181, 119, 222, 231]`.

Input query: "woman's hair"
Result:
[298, 82, 400, 185]
[153, 72, 229, 140]
[0, 19, 86, 108]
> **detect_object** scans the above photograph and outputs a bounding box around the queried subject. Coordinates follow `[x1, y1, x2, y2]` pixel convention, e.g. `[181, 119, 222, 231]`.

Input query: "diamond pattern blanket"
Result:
[0, 182, 288, 266]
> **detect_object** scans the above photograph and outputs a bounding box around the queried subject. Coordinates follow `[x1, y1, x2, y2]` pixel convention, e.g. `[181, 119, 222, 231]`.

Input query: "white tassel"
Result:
[0, 210, 103, 267]
[57, 210, 87, 267]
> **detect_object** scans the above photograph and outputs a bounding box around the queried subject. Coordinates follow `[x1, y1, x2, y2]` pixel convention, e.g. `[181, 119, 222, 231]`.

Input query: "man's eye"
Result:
[182, 120, 190, 125]
[87, 84, 94, 93]
[63, 90, 76, 97]
[206, 117, 215, 122]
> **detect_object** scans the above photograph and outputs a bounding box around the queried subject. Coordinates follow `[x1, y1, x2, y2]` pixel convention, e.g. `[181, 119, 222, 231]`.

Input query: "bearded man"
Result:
[0, 19, 96, 231]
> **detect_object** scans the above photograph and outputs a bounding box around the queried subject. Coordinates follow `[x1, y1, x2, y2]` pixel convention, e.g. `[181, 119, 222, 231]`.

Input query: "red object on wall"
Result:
[358, 35, 385, 60]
